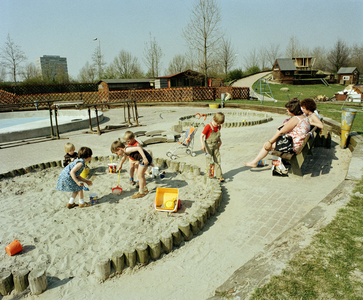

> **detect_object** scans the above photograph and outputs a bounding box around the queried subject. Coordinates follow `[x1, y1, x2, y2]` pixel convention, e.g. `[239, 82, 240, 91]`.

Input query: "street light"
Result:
[93, 37, 102, 78]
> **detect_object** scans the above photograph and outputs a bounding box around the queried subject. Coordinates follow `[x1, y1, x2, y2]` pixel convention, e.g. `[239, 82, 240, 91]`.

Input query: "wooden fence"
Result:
[0, 87, 249, 109]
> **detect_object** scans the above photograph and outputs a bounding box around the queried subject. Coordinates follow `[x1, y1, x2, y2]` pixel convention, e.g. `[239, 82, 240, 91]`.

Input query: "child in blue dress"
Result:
[56, 147, 93, 208]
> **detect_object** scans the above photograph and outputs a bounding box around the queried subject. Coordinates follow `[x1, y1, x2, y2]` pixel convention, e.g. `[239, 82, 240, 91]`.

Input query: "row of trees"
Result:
[1, 0, 363, 86]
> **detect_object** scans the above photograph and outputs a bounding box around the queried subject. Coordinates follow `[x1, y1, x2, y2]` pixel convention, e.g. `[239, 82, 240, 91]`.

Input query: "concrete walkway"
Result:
[0, 105, 359, 300]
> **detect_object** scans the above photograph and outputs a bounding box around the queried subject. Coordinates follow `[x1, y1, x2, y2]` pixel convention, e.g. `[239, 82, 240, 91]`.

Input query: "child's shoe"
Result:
[218, 177, 225, 183]
[131, 191, 146, 199]
[79, 203, 92, 208]
[130, 179, 136, 186]
[66, 203, 78, 209]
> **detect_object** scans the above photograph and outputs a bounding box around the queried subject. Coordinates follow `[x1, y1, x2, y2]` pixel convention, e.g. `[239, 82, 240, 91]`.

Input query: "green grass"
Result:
[249, 178, 363, 299]
[221, 80, 363, 136]
[252, 81, 343, 101]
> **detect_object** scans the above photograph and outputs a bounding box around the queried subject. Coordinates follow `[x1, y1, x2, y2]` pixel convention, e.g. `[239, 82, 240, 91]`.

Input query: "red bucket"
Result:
[5, 239, 23, 256]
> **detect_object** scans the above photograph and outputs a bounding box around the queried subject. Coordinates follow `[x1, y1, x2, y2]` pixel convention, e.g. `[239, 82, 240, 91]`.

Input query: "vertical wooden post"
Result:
[94, 258, 110, 281]
[28, 268, 47, 295]
[0, 271, 14, 296]
[111, 251, 124, 274]
[13, 268, 29, 292]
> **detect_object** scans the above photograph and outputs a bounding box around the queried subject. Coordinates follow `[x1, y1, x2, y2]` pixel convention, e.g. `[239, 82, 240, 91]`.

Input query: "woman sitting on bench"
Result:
[244, 99, 310, 168]
[300, 98, 324, 130]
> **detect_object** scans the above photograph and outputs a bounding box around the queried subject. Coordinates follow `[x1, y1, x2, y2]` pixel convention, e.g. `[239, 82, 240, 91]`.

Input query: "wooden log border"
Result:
[0, 155, 222, 285]
[178, 111, 273, 128]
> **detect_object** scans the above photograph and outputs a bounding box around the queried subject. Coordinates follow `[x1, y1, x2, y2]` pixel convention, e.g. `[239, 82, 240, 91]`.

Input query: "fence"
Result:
[0, 86, 249, 109]
[0, 83, 97, 95]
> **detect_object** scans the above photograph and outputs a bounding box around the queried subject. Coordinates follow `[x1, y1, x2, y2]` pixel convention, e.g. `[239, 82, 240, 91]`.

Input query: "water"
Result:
[0, 117, 48, 129]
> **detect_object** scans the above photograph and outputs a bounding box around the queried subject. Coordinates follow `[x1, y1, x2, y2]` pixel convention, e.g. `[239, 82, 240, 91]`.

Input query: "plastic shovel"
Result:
[80, 183, 89, 191]
[112, 169, 123, 195]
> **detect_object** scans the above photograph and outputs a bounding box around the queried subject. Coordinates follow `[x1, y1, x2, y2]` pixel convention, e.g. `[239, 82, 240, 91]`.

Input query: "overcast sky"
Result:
[1, 0, 362, 79]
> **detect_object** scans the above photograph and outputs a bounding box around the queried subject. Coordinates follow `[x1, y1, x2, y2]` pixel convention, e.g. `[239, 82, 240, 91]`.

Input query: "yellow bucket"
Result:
[209, 104, 219, 109]
[80, 168, 89, 178]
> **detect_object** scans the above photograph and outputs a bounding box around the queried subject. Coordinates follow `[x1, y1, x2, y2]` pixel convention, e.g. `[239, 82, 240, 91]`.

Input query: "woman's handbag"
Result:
[275, 134, 294, 153]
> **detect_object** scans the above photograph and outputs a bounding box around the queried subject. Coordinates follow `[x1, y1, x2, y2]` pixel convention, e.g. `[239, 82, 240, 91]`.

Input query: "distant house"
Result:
[337, 67, 360, 85]
[154, 70, 206, 89]
[292, 57, 316, 71]
[97, 79, 154, 92]
[272, 58, 296, 84]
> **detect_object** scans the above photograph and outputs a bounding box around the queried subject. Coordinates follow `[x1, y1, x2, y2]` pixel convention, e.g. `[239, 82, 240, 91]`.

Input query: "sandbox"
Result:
[0, 156, 221, 281]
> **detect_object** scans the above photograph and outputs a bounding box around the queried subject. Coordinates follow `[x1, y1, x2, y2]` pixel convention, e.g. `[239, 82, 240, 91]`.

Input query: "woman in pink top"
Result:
[244, 99, 309, 167]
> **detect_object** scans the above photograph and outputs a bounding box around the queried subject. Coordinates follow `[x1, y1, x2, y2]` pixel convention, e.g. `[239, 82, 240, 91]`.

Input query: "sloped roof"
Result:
[98, 79, 153, 84]
[156, 69, 203, 79]
[337, 67, 358, 74]
[276, 58, 296, 71]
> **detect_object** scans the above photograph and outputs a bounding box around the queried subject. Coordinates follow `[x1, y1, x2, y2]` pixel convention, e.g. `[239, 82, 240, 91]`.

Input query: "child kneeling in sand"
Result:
[56, 147, 93, 208]
[111, 140, 152, 199]
[63, 142, 78, 167]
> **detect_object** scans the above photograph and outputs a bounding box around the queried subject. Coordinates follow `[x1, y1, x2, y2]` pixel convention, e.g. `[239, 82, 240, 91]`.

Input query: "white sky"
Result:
[1, 0, 362, 79]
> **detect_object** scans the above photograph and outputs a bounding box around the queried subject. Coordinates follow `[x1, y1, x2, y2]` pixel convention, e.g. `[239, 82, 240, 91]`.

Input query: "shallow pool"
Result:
[0, 117, 48, 129]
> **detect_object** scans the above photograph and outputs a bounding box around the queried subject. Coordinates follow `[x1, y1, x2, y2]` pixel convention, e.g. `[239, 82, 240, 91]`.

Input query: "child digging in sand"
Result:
[111, 140, 152, 199]
[117, 131, 141, 186]
[56, 147, 93, 208]
[117, 131, 153, 186]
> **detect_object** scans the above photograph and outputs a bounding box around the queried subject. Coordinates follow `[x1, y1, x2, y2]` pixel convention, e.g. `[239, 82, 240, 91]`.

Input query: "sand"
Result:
[0, 158, 213, 280]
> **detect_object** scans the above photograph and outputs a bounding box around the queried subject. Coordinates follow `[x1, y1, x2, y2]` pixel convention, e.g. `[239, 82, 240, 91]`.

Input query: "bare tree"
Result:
[311, 46, 328, 71]
[266, 42, 282, 68]
[244, 48, 259, 70]
[259, 47, 269, 71]
[167, 54, 187, 74]
[182, 0, 222, 86]
[92, 47, 107, 80]
[349, 42, 363, 73]
[78, 61, 97, 82]
[20, 62, 39, 81]
[185, 48, 201, 71]
[285, 35, 310, 58]
[0, 34, 27, 85]
[327, 38, 350, 73]
[219, 37, 237, 75]
[144, 34, 163, 77]
[285, 35, 300, 58]
[0, 65, 6, 82]
[112, 50, 142, 78]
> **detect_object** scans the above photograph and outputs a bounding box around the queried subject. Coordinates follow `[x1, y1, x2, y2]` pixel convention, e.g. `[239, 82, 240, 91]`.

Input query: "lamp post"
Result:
[93, 37, 102, 78]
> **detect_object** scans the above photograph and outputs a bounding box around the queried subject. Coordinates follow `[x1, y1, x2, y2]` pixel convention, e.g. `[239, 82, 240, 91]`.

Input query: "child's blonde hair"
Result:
[111, 139, 126, 153]
[213, 112, 225, 124]
[123, 131, 135, 141]
[65, 142, 75, 153]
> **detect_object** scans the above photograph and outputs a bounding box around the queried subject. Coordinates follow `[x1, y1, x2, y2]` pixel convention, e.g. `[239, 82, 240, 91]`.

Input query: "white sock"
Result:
[69, 197, 75, 204]
[139, 188, 143, 194]
[79, 198, 85, 204]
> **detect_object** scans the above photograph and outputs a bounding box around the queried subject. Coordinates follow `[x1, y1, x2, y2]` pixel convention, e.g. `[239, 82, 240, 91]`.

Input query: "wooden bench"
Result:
[270, 124, 332, 177]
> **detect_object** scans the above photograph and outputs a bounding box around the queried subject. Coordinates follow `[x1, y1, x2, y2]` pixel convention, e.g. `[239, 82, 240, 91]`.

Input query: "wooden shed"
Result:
[337, 67, 360, 85]
[97, 79, 154, 91]
[272, 58, 296, 84]
[155, 70, 205, 89]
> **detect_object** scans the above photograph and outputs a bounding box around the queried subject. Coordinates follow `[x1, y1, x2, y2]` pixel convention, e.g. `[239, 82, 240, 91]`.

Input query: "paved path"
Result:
[232, 71, 275, 101]
[0, 106, 355, 300]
